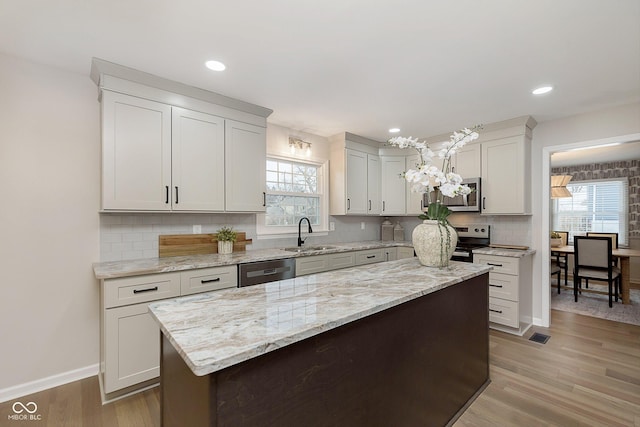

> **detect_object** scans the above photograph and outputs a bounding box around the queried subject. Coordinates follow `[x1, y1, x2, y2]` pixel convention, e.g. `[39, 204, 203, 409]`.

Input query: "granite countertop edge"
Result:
[473, 247, 537, 257]
[147, 259, 492, 377]
[93, 240, 414, 279]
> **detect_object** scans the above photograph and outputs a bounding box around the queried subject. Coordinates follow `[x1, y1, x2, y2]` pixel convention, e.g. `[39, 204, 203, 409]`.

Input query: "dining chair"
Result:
[573, 236, 621, 307]
[550, 261, 562, 293]
[551, 231, 569, 287]
[586, 232, 619, 264]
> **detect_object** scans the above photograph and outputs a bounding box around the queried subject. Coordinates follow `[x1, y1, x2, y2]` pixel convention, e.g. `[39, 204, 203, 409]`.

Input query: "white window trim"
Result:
[256, 156, 329, 239]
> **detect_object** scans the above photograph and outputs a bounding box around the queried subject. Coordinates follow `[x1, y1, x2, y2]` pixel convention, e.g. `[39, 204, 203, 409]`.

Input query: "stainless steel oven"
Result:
[451, 224, 490, 263]
[424, 178, 481, 212]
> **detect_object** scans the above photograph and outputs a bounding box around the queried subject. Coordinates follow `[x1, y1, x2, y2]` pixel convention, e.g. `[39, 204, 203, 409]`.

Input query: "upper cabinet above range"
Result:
[92, 58, 271, 213]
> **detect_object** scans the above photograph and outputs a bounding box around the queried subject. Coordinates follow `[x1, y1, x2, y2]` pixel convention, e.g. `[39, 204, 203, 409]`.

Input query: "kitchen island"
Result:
[149, 258, 492, 426]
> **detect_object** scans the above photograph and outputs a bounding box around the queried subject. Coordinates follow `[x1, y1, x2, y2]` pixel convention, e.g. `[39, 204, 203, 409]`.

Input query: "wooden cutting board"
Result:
[159, 232, 252, 257]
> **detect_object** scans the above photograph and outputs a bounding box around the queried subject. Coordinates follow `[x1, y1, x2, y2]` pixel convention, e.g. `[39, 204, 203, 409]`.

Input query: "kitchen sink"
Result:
[282, 245, 336, 253]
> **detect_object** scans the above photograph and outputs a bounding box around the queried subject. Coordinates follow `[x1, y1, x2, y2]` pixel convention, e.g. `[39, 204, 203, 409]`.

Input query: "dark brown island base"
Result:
[159, 273, 489, 427]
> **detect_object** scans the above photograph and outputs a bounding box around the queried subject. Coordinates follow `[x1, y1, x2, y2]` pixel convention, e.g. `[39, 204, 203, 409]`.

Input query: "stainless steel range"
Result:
[451, 224, 490, 263]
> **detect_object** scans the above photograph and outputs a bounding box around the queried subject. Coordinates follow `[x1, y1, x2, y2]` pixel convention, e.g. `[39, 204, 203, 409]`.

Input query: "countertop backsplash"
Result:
[100, 212, 533, 262]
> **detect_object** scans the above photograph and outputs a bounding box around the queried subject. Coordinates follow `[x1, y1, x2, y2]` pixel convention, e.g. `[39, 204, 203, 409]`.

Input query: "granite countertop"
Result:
[473, 247, 536, 258]
[148, 258, 492, 376]
[93, 240, 413, 279]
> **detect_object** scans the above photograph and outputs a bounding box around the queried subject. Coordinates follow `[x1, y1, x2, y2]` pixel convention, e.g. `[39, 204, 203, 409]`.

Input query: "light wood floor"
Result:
[2, 310, 639, 426]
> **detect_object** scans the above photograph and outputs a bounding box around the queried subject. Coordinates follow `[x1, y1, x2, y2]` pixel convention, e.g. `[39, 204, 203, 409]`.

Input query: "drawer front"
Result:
[475, 254, 519, 275]
[328, 252, 356, 270]
[180, 266, 237, 296]
[488, 272, 519, 301]
[296, 255, 330, 276]
[355, 249, 385, 265]
[104, 273, 181, 308]
[489, 297, 519, 328]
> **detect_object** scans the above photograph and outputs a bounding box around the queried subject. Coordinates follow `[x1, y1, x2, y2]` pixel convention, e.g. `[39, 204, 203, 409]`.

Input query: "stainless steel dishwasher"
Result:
[238, 258, 296, 287]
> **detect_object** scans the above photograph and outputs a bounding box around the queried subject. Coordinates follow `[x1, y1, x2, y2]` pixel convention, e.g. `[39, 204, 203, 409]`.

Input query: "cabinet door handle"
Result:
[347, 198, 350, 210]
[133, 286, 158, 294]
[489, 284, 504, 288]
[263, 192, 266, 207]
[488, 263, 503, 267]
[201, 278, 221, 284]
[383, 201, 386, 211]
[369, 200, 371, 211]
[165, 186, 169, 204]
[489, 309, 503, 314]
[175, 186, 179, 204]
[482, 197, 486, 210]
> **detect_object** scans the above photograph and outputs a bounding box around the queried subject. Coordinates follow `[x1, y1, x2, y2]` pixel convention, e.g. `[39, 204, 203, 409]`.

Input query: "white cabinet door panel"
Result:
[102, 91, 172, 210]
[171, 108, 225, 211]
[104, 302, 160, 393]
[381, 156, 406, 215]
[225, 120, 266, 212]
[345, 149, 368, 214]
[367, 154, 381, 214]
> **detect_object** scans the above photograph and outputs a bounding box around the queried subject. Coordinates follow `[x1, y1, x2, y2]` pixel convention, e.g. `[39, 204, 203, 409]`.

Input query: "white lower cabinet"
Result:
[355, 249, 384, 265]
[101, 266, 237, 398]
[474, 252, 533, 336]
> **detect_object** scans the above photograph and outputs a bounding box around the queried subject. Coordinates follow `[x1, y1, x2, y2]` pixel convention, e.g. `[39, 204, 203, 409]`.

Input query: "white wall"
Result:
[530, 102, 640, 327]
[0, 54, 101, 399]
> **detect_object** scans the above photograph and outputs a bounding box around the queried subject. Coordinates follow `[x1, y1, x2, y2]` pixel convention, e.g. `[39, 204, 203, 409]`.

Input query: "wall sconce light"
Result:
[289, 137, 312, 157]
[551, 175, 573, 198]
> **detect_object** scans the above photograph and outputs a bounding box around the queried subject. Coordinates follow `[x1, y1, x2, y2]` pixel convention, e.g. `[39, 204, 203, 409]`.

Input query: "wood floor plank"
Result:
[1, 309, 638, 426]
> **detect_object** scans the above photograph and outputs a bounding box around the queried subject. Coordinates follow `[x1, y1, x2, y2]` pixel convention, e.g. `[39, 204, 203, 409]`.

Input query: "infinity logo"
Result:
[12, 401, 38, 414]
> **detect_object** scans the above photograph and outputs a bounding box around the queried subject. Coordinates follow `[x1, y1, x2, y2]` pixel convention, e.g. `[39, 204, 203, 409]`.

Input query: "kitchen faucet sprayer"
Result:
[298, 217, 313, 247]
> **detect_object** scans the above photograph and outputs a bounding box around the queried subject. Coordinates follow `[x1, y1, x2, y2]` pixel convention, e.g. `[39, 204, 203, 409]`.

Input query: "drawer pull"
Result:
[263, 268, 277, 275]
[201, 278, 221, 284]
[366, 255, 376, 259]
[133, 286, 158, 294]
[489, 284, 504, 288]
[489, 308, 503, 314]
[487, 263, 503, 267]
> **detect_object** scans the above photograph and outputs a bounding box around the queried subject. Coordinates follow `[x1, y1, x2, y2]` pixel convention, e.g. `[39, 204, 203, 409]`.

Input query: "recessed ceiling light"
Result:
[532, 86, 553, 95]
[389, 128, 401, 133]
[205, 60, 226, 71]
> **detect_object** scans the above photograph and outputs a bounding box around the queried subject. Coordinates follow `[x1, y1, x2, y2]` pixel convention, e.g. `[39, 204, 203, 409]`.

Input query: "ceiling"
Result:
[1, 1, 639, 142]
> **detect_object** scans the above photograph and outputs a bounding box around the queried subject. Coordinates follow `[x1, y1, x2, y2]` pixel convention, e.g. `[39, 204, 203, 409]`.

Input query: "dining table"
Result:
[551, 245, 640, 304]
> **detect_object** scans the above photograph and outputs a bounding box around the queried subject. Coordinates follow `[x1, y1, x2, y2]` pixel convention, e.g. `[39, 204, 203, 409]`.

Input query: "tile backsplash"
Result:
[100, 211, 533, 262]
[100, 213, 384, 262]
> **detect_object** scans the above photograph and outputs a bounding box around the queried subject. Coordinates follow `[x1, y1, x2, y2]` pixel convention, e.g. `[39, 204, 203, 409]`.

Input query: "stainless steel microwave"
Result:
[423, 178, 481, 212]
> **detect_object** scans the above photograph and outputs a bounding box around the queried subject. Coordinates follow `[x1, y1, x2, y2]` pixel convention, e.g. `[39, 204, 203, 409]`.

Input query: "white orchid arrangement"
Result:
[388, 125, 481, 222]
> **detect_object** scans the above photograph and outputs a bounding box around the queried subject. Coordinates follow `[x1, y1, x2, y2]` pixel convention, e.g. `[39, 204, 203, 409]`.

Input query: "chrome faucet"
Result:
[298, 217, 313, 247]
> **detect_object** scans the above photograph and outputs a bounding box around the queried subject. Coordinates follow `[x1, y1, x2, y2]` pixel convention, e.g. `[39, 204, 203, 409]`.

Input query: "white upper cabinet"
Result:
[225, 120, 266, 212]
[367, 154, 381, 215]
[345, 149, 368, 214]
[102, 91, 172, 211]
[481, 134, 532, 215]
[93, 59, 271, 213]
[171, 107, 225, 211]
[405, 154, 424, 215]
[381, 156, 407, 215]
[453, 143, 481, 178]
[329, 133, 382, 216]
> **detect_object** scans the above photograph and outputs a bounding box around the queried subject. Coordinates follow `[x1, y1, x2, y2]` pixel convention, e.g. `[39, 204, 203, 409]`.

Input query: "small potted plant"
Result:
[550, 231, 563, 247]
[216, 226, 237, 254]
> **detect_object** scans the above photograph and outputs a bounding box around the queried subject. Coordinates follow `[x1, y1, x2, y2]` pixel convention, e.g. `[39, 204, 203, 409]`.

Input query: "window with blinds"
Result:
[552, 178, 628, 246]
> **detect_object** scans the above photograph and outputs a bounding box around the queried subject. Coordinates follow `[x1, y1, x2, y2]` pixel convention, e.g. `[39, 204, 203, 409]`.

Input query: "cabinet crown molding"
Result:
[90, 57, 273, 120]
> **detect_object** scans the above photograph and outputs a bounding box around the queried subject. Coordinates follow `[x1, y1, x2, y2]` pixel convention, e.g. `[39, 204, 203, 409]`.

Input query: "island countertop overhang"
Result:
[148, 258, 492, 377]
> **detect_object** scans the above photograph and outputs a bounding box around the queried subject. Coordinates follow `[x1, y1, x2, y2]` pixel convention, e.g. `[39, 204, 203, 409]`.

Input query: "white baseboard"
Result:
[0, 364, 99, 404]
